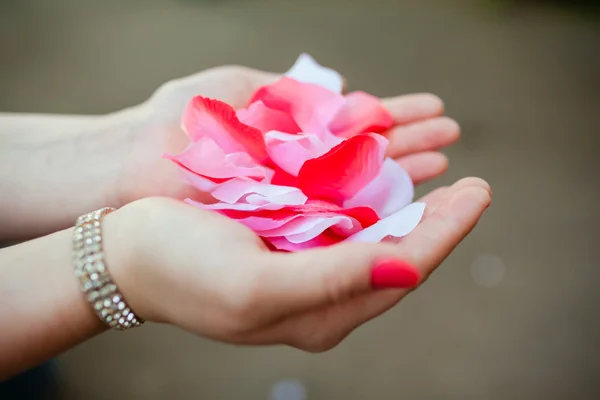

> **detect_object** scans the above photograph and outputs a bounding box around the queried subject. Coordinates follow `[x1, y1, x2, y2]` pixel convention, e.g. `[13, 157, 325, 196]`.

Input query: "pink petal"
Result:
[175, 169, 219, 193]
[237, 214, 298, 231]
[236, 101, 301, 134]
[264, 131, 331, 176]
[164, 137, 269, 192]
[260, 215, 359, 241]
[284, 53, 344, 94]
[248, 77, 345, 137]
[182, 96, 269, 163]
[343, 158, 414, 218]
[287, 217, 360, 242]
[329, 92, 394, 138]
[344, 202, 426, 243]
[189, 198, 381, 249]
[265, 203, 377, 240]
[186, 198, 287, 212]
[210, 180, 307, 205]
[225, 201, 380, 229]
[268, 231, 344, 251]
[297, 133, 388, 204]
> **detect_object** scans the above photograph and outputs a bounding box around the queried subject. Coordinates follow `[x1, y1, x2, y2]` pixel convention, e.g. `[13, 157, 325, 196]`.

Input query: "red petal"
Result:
[271, 168, 298, 187]
[297, 133, 387, 204]
[183, 96, 269, 164]
[329, 92, 394, 138]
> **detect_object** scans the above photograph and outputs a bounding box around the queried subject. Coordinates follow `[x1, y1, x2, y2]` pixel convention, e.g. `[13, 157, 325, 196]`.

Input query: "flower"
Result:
[164, 53, 425, 251]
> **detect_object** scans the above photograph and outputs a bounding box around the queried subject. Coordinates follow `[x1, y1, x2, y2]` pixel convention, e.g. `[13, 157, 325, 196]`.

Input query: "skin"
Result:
[0, 66, 459, 240]
[0, 65, 486, 380]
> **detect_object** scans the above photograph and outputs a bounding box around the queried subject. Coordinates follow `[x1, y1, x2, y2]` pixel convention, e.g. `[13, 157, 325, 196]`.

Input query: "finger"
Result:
[176, 66, 279, 89]
[243, 68, 281, 89]
[415, 178, 491, 218]
[256, 181, 462, 317]
[281, 178, 491, 347]
[386, 117, 460, 159]
[399, 177, 491, 277]
[260, 242, 416, 317]
[237, 180, 490, 349]
[417, 186, 449, 212]
[344, 178, 491, 323]
[381, 93, 444, 125]
[396, 152, 448, 185]
[448, 176, 492, 194]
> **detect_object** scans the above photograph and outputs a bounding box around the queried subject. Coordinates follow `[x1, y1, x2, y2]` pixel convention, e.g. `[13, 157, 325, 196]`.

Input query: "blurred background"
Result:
[1, 0, 599, 399]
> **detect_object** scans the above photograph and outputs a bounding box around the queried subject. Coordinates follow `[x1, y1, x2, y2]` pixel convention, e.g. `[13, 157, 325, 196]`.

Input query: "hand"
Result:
[105, 177, 490, 351]
[113, 65, 460, 205]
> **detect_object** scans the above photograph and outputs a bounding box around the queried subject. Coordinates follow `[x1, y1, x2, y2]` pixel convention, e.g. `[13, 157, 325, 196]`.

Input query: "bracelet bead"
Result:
[73, 207, 143, 331]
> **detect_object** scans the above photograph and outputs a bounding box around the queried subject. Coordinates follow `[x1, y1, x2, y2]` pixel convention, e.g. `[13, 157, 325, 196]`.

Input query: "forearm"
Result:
[0, 111, 138, 240]
[0, 227, 108, 379]
[0, 113, 102, 137]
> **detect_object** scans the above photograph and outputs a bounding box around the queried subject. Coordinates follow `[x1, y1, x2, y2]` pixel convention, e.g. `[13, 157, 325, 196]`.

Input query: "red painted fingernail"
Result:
[371, 258, 421, 289]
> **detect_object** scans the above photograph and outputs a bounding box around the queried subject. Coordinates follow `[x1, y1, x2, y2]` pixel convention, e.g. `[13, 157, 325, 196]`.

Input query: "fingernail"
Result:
[371, 258, 421, 289]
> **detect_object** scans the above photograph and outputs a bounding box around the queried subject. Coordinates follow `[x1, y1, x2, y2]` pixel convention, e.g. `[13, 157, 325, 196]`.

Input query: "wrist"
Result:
[100, 201, 159, 324]
[93, 105, 148, 208]
[109, 101, 210, 206]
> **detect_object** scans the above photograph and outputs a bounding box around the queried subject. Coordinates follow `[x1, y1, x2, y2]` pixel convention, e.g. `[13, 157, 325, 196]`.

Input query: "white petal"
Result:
[343, 158, 414, 218]
[285, 53, 344, 93]
[186, 199, 286, 212]
[210, 179, 307, 205]
[344, 202, 426, 243]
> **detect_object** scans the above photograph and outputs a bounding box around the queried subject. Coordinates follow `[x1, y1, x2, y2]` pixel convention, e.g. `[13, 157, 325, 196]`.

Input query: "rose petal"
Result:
[196, 199, 379, 234]
[271, 167, 298, 187]
[228, 201, 379, 227]
[286, 200, 380, 228]
[297, 133, 388, 204]
[211, 180, 307, 205]
[164, 137, 269, 192]
[186, 198, 287, 212]
[259, 214, 360, 240]
[286, 217, 359, 242]
[175, 169, 219, 193]
[183, 96, 269, 163]
[265, 131, 330, 176]
[268, 231, 344, 251]
[344, 202, 426, 243]
[237, 213, 298, 231]
[248, 77, 345, 137]
[329, 91, 394, 138]
[237, 101, 301, 134]
[284, 53, 344, 94]
[343, 158, 414, 218]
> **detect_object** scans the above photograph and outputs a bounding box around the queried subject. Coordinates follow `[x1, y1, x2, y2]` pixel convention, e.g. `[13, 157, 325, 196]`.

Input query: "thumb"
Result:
[262, 243, 421, 315]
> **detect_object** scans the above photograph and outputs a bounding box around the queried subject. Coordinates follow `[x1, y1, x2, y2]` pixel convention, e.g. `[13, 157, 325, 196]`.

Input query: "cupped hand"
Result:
[105, 177, 490, 352]
[114, 65, 459, 205]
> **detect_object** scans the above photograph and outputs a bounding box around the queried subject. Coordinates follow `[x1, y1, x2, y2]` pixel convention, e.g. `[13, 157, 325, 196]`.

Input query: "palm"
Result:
[127, 177, 490, 351]
[122, 66, 459, 203]
[228, 178, 491, 350]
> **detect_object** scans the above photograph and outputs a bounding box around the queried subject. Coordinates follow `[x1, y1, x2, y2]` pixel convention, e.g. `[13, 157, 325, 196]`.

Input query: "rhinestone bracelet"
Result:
[73, 207, 144, 331]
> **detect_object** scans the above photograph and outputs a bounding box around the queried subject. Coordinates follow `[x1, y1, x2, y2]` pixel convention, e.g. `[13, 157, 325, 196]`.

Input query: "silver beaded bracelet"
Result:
[72, 207, 144, 331]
